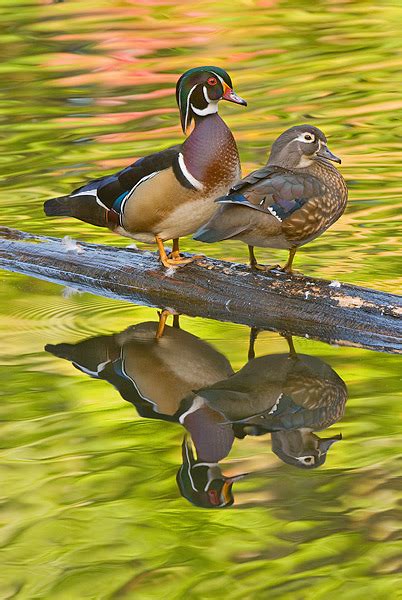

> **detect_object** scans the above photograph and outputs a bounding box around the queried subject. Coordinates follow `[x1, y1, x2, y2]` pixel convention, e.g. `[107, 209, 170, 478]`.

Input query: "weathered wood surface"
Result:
[0, 227, 401, 353]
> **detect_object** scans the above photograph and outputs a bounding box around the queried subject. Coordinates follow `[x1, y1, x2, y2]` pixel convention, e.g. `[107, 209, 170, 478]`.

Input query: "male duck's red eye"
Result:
[207, 76, 218, 86]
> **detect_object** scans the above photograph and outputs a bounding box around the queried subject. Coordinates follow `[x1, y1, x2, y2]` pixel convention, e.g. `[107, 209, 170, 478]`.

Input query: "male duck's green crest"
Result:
[176, 66, 247, 133]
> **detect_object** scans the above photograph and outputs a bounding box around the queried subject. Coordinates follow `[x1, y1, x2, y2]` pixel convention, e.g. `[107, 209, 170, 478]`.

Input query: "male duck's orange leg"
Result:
[169, 238, 181, 261]
[155, 309, 180, 339]
[156, 309, 170, 339]
[155, 236, 203, 268]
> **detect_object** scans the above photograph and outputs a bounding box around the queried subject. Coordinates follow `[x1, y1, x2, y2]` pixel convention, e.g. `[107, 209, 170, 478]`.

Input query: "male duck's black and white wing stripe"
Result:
[44, 143, 196, 228]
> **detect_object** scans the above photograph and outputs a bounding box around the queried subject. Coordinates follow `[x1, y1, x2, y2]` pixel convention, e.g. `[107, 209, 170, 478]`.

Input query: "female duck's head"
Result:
[176, 66, 247, 133]
[268, 124, 342, 170]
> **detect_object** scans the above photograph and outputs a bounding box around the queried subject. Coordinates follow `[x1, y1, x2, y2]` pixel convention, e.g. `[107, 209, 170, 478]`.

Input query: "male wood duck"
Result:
[45, 319, 233, 418]
[194, 125, 348, 273]
[195, 333, 347, 469]
[44, 66, 246, 268]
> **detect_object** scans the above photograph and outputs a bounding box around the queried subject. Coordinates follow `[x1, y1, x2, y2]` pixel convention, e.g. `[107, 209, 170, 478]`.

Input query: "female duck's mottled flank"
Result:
[44, 66, 246, 268]
[194, 125, 348, 273]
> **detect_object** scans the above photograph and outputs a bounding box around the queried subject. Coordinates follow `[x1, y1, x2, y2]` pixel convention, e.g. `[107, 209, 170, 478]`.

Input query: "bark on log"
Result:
[0, 227, 400, 354]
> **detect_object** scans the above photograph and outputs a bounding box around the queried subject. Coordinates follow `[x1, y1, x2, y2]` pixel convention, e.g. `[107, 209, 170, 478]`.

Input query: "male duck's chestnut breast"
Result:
[183, 114, 241, 193]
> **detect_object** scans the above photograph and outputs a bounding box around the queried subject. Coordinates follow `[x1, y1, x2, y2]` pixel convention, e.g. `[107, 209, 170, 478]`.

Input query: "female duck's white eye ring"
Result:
[295, 132, 316, 143]
[296, 456, 315, 464]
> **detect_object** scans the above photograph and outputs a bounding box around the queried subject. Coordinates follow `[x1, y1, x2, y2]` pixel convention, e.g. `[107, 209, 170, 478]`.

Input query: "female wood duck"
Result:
[194, 125, 348, 273]
[44, 66, 246, 268]
[195, 333, 347, 469]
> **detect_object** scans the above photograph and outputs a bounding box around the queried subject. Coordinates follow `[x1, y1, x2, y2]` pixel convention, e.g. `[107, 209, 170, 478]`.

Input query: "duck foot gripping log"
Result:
[0, 227, 401, 354]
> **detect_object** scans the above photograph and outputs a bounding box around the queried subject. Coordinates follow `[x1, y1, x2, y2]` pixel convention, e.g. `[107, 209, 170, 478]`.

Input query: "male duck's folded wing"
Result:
[44, 144, 182, 226]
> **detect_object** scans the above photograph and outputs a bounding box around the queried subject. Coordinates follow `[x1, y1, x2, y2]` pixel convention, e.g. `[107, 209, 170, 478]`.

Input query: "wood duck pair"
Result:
[46, 321, 346, 508]
[194, 125, 348, 272]
[44, 66, 347, 274]
[44, 66, 246, 268]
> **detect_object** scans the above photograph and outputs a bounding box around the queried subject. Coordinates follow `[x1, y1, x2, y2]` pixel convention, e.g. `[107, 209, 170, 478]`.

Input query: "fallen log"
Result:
[0, 227, 400, 353]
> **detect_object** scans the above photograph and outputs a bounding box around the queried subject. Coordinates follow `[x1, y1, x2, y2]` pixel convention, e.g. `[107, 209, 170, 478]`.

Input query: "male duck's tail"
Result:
[44, 196, 73, 217]
[44, 195, 107, 227]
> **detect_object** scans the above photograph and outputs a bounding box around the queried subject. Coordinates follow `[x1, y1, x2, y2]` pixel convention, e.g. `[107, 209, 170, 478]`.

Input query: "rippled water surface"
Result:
[0, 1, 401, 598]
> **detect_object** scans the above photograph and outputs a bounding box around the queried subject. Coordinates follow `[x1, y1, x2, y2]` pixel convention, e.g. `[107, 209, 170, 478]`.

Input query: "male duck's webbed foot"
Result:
[248, 246, 279, 272]
[156, 236, 204, 268]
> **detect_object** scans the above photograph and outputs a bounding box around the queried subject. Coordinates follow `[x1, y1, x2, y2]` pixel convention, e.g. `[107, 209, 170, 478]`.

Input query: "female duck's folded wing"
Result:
[44, 144, 182, 227]
[230, 164, 284, 192]
[229, 167, 324, 215]
[194, 167, 324, 243]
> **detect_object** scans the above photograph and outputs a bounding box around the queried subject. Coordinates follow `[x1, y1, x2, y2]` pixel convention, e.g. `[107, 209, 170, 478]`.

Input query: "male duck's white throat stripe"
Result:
[178, 152, 204, 190]
[191, 102, 218, 117]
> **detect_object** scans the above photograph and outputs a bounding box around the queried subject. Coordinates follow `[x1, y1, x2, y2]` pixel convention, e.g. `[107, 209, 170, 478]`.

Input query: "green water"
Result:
[0, 0, 401, 598]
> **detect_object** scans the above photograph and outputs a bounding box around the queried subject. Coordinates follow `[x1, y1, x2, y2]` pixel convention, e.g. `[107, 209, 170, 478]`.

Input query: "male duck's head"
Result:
[176, 436, 247, 508]
[271, 429, 342, 469]
[268, 124, 342, 170]
[176, 66, 247, 133]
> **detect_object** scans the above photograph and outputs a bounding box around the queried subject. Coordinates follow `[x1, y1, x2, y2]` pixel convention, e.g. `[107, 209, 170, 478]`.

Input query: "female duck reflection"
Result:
[46, 322, 347, 508]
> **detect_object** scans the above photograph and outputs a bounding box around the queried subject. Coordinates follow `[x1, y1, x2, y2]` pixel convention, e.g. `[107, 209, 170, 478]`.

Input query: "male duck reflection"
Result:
[46, 322, 347, 507]
[44, 67, 246, 268]
[46, 320, 240, 508]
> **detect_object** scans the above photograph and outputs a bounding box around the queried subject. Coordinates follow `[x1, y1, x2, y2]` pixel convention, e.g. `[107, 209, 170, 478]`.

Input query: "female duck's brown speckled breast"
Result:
[283, 161, 348, 247]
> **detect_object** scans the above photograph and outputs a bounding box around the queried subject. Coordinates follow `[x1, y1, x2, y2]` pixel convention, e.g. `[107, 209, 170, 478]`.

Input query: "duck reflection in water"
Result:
[46, 321, 347, 507]
[203, 329, 346, 470]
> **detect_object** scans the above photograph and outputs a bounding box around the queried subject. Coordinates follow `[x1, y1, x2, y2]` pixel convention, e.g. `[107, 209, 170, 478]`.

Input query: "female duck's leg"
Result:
[248, 326, 261, 361]
[283, 333, 297, 358]
[248, 245, 278, 272]
[283, 247, 297, 273]
[248, 245, 260, 270]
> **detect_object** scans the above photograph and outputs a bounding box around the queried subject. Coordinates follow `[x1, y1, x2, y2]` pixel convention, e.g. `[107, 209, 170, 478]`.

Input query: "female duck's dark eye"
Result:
[207, 76, 218, 86]
[304, 134, 314, 141]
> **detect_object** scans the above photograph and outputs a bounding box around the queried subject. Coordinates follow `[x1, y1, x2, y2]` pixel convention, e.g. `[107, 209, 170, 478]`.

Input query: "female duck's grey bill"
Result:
[317, 144, 341, 164]
[222, 87, 247, 106]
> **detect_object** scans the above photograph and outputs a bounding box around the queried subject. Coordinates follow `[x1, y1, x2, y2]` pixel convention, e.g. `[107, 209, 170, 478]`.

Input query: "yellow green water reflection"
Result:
[0, 0, 401, 598]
